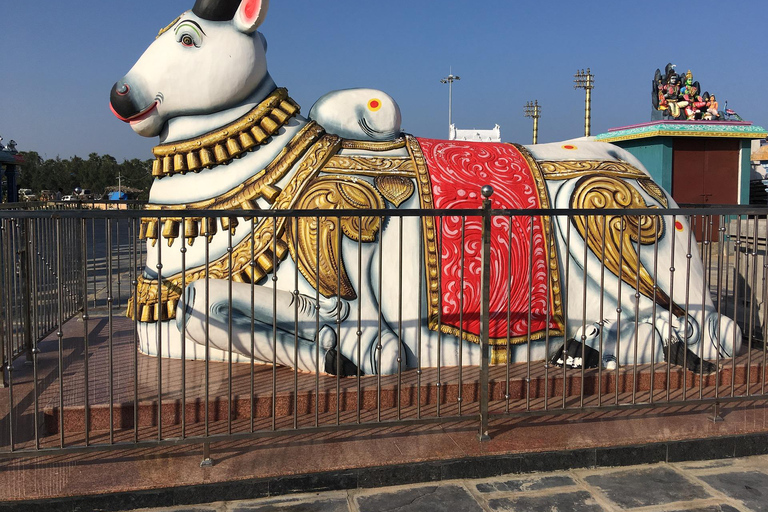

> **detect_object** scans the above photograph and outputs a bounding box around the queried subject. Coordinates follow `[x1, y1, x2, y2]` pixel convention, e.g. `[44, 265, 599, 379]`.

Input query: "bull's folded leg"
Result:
[177, 279, 339, 373]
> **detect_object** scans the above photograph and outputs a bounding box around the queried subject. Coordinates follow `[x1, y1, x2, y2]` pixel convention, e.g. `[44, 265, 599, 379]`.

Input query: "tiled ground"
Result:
[134, 454, 768, 512]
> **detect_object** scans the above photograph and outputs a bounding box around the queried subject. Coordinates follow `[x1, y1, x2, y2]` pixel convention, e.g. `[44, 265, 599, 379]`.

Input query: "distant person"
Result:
[55, 188, 62, 201]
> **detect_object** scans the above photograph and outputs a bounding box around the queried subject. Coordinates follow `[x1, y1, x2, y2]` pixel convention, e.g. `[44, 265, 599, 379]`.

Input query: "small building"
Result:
[449, 124, 501, 143]
[0, 140, 24, 203]
[595, 121, 767, 205]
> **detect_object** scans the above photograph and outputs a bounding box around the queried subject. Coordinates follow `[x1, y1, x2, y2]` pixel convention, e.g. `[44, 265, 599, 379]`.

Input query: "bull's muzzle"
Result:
[110, 80, 150, 122]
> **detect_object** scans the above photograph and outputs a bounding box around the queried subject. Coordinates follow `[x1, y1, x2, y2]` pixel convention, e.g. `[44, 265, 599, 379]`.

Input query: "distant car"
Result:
[61, 195, 77, 201]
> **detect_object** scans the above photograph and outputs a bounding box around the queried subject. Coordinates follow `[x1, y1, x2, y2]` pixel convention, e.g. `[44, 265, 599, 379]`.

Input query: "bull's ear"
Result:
[234, 0, 269, 34]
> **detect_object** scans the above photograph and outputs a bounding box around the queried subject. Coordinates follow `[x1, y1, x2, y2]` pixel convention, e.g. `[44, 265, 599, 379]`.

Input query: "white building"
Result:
[449, 124, 501, 143]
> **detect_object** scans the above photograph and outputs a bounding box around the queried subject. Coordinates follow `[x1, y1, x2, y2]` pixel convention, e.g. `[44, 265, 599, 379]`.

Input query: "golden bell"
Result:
[244, 263, 267, 283]
[213, 143, 228, 163]
[257, 249, 275, 273]
[199, 148, 214, 168]
[250, 125, 268, 143]
[203, 217, 218, 237]
[239, 132, 257, 151]
[260, 116, 279, 134]
[280, 100, 298, 115]
[186, 151, 202, 172]
[226, 138, 242, 156]
[162, 219, 180, 239]
[173, 154, 187, 174]
[145, 219, 159, 240]
[163, 155, 173, 175]
[184, 218, 199, 238]
[152, 159, 164, 178]
[271, 109, 290, 124]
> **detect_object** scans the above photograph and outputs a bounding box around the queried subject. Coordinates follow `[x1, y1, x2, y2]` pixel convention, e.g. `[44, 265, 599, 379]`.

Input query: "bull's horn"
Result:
[192, 0, 240, 21]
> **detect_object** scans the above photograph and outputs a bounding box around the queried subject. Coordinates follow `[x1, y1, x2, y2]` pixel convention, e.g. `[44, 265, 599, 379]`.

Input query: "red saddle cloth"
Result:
[415, 138, 562, 344]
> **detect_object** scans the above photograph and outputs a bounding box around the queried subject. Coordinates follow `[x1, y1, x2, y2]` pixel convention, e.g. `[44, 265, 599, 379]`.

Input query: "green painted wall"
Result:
[740, 140, 752, 205]
[612, 137, 674, 194]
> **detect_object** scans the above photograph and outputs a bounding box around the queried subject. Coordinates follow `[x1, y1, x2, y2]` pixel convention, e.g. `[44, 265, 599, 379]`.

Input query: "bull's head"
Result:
[110, 0, 271, 138]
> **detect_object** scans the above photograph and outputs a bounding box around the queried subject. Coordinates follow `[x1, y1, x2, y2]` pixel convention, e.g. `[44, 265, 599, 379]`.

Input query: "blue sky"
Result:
[1, 0, 765, 161]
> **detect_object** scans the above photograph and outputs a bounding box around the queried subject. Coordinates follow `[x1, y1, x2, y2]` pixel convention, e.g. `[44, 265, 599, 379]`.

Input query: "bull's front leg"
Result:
[177, 279, 358, 375]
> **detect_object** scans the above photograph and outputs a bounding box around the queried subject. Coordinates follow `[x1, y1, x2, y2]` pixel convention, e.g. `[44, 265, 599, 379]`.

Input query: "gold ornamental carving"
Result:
[286, 176, 385, 300]
[340, 138, 406, 151]
[150, 88, 300, 178]
[374, 176, 415, 207]
[570, 175, 684, 317]
[637, 178, 669, 208]
[139, 122, 325, 247]
[322, 156, 416, 177]
[128, 134, 342, 322]
[540, 160, 649, 181]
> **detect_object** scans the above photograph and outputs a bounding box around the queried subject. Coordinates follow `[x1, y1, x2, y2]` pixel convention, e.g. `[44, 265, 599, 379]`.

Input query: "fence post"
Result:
[21, 219, 33, 364]
[478, 185, 493, 442]
[0, 219, 6, 388]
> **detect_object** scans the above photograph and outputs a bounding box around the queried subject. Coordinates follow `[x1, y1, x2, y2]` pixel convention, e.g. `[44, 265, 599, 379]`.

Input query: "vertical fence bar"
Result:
[0, 219, 7, 389]
[81, 218, 91, 446]
[107, 218, 115, 444]
[478, 186, 493, 441]
[56, 216, 65, 449]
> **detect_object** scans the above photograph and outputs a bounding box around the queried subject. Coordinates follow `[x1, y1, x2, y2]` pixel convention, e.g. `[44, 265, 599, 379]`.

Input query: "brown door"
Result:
[672, 138, 740, 241]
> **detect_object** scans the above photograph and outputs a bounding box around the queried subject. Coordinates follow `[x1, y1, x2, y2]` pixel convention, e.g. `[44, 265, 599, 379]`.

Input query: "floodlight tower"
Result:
[440, 71, 461, 134]
[523, 100, 542, 144]
[574, 68, 595, 137]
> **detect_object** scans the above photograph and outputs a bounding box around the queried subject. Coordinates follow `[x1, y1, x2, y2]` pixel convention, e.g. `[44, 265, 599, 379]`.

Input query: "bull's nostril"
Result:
[117, 84, 130, 96]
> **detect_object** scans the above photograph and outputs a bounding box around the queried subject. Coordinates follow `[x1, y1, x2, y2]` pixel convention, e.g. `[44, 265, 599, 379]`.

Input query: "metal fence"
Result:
[1, 202, 767, 462]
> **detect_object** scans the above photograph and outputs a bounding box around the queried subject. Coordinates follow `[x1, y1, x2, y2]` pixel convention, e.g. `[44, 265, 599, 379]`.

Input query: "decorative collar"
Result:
[151, 88, 300, 178]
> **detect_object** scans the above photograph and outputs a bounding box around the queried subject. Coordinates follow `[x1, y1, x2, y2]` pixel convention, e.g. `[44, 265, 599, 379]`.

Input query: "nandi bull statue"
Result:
[110, 0, 740, 376]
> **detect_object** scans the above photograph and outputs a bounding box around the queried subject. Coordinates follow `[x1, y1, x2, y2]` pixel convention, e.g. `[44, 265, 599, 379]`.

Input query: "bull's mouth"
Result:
[110, 101, 158, 123]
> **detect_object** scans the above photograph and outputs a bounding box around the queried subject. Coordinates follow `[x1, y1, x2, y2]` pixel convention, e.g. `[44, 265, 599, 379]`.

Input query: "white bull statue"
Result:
[110, 0, 740, 376]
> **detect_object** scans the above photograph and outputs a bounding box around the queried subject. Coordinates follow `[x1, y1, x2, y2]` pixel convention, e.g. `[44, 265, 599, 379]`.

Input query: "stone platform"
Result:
[1, 314, 768, 510]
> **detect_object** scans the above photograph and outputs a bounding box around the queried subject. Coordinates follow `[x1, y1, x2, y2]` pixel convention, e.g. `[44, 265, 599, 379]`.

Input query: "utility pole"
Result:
[574, 68, 595, 137]
[523, 100, 542, 145]
[440, 70, 461, 135]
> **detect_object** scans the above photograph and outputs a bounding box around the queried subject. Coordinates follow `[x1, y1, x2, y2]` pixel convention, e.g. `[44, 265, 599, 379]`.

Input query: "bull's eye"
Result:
[174, 21, 204, 48]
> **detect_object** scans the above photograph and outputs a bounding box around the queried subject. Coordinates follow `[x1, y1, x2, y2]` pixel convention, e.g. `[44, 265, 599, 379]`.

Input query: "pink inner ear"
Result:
[243, 0, 261, 20]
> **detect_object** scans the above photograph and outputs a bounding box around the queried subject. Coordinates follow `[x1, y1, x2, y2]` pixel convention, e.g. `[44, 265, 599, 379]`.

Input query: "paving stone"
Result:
[475, 475, 575, 494]
[584, 466, 709, 508]
[700, 471, 768, 512]
[228, 497, 348, 511]
[356, 485, 483, 512]
[487, 491, 602, 512]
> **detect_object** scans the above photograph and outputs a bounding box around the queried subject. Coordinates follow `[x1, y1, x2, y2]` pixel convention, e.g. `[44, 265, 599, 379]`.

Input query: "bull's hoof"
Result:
[550, 339, 600, 369]
[665, 341, 717, 374]
[324, 349, 360, 377]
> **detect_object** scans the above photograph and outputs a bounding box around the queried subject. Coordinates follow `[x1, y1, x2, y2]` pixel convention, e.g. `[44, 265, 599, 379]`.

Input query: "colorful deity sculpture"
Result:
[110, 0, 740, 376]
[653, 64, 721, 121]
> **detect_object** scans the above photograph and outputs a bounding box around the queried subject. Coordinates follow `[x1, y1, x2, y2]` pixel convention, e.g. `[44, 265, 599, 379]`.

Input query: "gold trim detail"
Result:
[540, 160, 649, 181]
[150, 88, 300, 178]
[322, 156, 416, 177]
[570, 175, 684, 318]
[637, 178, 669, 208]
[157, 15, 182, 39]
[340, 138, 407, 151]
[128, 134, 342, 322]
[374, 176, 415, 207]
[286, 177, 385, 300]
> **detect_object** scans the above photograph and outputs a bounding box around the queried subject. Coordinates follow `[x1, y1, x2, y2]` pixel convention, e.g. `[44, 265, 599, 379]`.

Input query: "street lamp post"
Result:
[523, 100, 542, 145]
[440, 72, 461, 134]
[574, 68, 595, 137]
